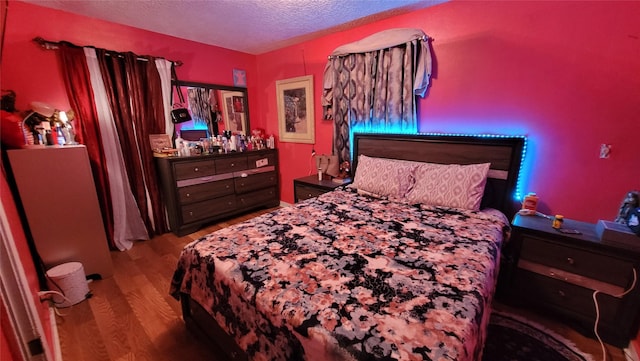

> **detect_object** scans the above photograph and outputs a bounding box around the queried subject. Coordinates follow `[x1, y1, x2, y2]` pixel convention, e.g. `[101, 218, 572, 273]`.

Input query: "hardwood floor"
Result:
[55, 208, 630, 361]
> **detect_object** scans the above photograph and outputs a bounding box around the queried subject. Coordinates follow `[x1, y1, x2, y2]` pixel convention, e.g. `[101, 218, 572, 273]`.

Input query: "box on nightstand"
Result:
[595, 220, 640, 251]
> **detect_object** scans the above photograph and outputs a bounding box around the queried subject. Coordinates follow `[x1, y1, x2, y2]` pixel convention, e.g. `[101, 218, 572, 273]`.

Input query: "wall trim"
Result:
[0, 193, 51, 361]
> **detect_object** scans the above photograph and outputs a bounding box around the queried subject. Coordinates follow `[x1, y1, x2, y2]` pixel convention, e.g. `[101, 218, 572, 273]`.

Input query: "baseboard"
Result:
[279, 201, 292, 207]
[626, 340, 639, 361]
[50, 307, 62, 361]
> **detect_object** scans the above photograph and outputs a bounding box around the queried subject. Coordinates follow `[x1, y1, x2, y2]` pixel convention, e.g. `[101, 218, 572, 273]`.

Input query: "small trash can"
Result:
[46, 262, 90, 308]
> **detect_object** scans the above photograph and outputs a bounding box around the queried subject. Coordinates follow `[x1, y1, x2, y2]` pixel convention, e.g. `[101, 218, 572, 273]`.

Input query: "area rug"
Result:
[482, 310, 595, 361]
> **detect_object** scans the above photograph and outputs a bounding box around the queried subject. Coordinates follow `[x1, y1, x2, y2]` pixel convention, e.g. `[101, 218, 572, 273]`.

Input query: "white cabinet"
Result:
[7, 145, 113, 278]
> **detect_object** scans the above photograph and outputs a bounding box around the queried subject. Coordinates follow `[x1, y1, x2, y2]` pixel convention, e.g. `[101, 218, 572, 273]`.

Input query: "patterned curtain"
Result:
[323, 29, 432, 165]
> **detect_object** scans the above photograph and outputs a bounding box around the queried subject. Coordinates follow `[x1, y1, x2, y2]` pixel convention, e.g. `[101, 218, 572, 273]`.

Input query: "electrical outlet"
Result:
[599, 144, 611, 159]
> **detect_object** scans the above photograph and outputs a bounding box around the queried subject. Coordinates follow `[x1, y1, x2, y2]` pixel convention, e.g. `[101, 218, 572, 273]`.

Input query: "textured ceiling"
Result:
[21, 0, 446, 54]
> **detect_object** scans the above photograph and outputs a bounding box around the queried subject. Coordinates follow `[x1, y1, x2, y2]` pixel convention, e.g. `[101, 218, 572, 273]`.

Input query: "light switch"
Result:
[599, 144, 611, 159]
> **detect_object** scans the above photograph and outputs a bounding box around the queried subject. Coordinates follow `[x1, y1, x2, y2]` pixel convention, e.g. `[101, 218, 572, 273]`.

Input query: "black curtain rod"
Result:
[33, 37, 183, 66]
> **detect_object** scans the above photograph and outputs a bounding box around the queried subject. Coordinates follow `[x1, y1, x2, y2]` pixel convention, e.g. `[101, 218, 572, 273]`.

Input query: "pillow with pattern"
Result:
[351, 155, 417, 199]
[405, 162, 491, 210]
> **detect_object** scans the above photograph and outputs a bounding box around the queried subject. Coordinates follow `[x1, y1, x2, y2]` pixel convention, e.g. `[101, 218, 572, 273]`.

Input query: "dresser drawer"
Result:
[174, 160, 216, 181]
[181, 195, 236, 223]
[216, 156, 247, 172]
[295, 184, 327, 201]
[515, 269, 621, 324]
[178, 179, 235, 204]
[234, 171, 277, 193]
[520, 235, 633, 287]
[247, 152, 277, 169]
[237, 187, 278, 208]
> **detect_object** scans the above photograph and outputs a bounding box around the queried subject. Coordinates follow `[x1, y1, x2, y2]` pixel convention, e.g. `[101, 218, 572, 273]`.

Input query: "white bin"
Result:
[46, 262, 90, 308]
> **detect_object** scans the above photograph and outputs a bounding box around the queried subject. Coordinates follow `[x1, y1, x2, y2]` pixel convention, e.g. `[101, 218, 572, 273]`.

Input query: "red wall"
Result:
[255, 1, 640, 224]
[6, 1, 638, 222]
[3, 0, 640, 351]
[2, 1, 259, 125]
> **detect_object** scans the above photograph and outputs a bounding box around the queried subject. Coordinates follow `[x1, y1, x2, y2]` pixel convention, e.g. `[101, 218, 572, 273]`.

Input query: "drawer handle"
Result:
[194, 167, 199, 172]
[558, 290, 566, 297]
[226, 185, 230, 189]
[241, 173, 248, 178]
[548, 271, 568, 282]
[566, 257, 575, 265]
[186, 193, 191, 198]
[189, 211, 193, 216]
[230, 163, 235, 167]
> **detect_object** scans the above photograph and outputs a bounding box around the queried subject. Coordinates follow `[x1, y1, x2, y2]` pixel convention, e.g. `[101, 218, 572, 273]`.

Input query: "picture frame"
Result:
[148, 134, 172, 152]
[220, 90, 248, 135]
[233, 69, 247, 87]
[276, 75, 315, 144]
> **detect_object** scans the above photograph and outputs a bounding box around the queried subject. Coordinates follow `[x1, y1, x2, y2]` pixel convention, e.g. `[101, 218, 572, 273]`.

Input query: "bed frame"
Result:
[179, 132, 526, 360]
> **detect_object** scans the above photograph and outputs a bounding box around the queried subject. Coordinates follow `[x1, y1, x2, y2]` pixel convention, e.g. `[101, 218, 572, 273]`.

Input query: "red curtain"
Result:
[96, 51, 167, 235]
[57, 44, 115, 246]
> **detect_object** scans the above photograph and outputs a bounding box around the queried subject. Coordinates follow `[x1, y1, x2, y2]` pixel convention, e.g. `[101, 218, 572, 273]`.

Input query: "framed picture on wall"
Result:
[233, 69, 247, 87]
[220, 90, 247, 135]
[276, 75, 315, 144]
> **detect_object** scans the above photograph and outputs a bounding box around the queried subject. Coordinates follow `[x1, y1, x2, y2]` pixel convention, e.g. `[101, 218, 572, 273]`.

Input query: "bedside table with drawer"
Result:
[293, 175, 350, 203]
[504, 214, 640, 348]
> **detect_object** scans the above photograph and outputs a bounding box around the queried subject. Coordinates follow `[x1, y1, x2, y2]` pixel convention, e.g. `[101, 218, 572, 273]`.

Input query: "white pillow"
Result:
[405, 162, 491, 210]
[351, 155, 417, 199]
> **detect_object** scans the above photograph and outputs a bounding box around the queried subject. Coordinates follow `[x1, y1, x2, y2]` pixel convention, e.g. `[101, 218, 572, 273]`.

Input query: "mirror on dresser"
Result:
[172, 81, 250, 138]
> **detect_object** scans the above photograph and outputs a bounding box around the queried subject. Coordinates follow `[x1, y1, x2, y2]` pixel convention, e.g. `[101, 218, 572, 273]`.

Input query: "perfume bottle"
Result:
[55, 123, 66, 145]
[59, 111, 78, 145]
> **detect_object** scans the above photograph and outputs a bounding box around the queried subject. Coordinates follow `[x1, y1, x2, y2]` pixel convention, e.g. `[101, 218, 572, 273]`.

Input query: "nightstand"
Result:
[293, 175, 351, 203]
[503, 214, 640, 348]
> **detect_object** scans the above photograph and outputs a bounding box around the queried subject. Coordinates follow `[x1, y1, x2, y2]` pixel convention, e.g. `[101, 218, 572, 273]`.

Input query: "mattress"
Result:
[170, 186, 509, 360]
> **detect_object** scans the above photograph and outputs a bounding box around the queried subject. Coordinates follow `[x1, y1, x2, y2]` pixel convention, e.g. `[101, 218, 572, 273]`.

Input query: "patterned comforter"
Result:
[170, 187, 509, 361]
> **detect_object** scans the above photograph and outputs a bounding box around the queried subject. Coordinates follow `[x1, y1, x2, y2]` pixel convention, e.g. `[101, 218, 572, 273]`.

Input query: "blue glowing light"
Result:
[177, 120, 209, 131]
[349, 122, 417, 156]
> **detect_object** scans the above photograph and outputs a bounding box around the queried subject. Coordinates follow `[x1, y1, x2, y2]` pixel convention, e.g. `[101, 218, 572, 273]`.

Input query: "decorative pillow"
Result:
[351, 155, 417, 199]
[405, 162, 491, 210]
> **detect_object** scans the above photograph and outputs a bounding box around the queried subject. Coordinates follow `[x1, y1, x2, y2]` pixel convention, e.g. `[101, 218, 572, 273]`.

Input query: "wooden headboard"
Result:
[352, 133, 525, 217]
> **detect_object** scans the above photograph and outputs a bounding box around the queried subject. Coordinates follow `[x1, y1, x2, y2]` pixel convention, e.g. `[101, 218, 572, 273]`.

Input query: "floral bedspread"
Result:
[170, 187, 509, 361]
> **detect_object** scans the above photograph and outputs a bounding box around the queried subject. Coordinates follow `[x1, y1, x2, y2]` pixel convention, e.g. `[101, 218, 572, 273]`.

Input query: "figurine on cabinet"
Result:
[616, 190, 639, 225]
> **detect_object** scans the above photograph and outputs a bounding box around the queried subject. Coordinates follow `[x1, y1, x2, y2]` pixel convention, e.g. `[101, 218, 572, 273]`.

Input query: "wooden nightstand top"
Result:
[512, 214, 640, 256]
[293, 174, 351, 191]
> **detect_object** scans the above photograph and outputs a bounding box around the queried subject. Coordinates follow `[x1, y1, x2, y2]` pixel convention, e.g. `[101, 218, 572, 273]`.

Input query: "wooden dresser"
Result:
[156, 149, 279, 236]
[503, 214, 640, 348]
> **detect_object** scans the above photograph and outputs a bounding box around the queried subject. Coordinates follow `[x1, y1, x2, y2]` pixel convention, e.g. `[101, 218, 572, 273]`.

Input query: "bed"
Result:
[170, 133, 525, 361]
